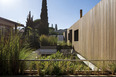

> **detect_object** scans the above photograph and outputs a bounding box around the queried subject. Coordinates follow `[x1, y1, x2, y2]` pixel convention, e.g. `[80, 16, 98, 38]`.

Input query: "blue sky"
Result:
[0, 0, 101, 29]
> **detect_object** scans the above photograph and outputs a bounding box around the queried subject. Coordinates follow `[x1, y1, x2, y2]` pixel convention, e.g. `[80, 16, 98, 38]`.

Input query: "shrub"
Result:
[28, 35, 40, 49]
[57, 41, 72, 51]
[57, 41, 67, 46]
[36, 52, 88, 75]
[23, 25, 40, 49]
[40, 35, 57, 46]
[109, 63, 116, 74]
[40, 35, 49, 46]
[57, 41, 72, 47]
[48, 36, 57, 46]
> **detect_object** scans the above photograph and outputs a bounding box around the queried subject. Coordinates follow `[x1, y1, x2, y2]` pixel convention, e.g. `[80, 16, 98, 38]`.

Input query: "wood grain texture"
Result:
[67, 0, 116, 60]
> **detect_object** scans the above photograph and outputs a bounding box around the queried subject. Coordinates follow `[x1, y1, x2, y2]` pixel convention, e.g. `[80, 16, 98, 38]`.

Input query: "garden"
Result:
[0, 29, 116, 76]
[0, 33, 88, 75]
[24, 52, 89, 75]
[0, 9, 116, 77]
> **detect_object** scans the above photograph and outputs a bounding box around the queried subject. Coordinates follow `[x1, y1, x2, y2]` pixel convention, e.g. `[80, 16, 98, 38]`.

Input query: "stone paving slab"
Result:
[35, 49, 57, 55]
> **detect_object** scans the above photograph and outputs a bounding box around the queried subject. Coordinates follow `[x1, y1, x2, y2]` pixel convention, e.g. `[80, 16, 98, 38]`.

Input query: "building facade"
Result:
[0, 17, 24, 36]
[66, 0, 116, 60]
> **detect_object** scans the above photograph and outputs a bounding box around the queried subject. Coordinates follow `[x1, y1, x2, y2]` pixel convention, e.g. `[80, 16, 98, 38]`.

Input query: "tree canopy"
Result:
[40, 0, 49, 35]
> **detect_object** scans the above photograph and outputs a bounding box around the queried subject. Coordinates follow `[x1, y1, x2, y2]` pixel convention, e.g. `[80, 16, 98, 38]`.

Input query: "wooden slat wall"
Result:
[67, 0, 116, 60]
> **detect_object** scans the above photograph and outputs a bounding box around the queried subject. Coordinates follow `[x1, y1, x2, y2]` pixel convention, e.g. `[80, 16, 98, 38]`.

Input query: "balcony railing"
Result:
[1, 59, 116, 75]
[2, 59, 115, 75]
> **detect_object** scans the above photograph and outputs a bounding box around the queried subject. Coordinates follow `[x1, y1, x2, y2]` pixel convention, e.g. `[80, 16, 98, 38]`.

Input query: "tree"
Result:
[24, 11, 33, 36]
[33, 19, 41, 34]
[51, 24, 53, 28]
[55, 24, 58, 31]
[34, 19, 41, 27]
[23, 12, 40, 49]
[40, 0, 49, 35]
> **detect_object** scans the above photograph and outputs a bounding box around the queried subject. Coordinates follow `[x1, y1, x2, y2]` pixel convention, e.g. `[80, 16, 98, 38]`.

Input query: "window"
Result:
[68, 33, 70, 40]
[74, 29, 79, 41]
[69, 30, 72, 43]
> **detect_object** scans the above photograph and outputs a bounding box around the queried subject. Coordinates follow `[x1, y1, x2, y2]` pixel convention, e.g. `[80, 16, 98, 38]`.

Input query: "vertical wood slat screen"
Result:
[67, 0, 116, 60]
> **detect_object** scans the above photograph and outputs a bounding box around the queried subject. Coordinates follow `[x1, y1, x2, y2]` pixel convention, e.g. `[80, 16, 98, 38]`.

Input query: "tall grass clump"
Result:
[0, 34, 33, 75]
[40, 35, 57, 46]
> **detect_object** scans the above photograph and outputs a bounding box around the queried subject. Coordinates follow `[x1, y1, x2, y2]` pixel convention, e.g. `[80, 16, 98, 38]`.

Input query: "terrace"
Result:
[0, 0, 116, 77]
[1, 49, 116, 76]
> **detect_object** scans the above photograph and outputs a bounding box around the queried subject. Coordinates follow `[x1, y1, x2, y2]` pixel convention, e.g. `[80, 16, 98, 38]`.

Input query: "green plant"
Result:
[40, 35, 57, 46]
[36, 52, 88, 75]
[48, 36, 57, 46]
[40, 35, 49, 46]
[28, 35, 40, 49]
[57, 41, 67, 46]
[109, 63, 116, 74]
[57, 41, 72, 46]
[67, 42, 72, 46]
[57, 41, 72, 51]
[0, 34, 33, 75]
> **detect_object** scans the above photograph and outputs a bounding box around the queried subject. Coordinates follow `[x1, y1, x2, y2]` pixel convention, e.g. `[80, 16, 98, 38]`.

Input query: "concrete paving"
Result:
[77, 54, 100, 71]
[34, 49, 57, 55]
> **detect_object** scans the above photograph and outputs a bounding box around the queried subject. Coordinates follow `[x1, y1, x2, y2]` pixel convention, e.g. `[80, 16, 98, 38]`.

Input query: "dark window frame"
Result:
[74, 29, 79, 41]
[68, 33, 70, 40]
[69, 30, 72, 43]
